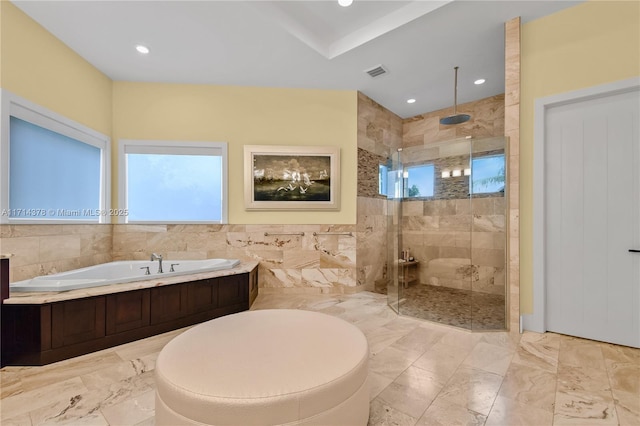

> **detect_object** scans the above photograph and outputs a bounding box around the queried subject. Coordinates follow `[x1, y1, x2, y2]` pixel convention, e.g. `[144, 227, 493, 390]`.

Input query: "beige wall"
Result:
[0, 2, 112, 136]
[0, 2, 358, 226]
[520, 0, 640, 313]
[112, 82, 358, 225]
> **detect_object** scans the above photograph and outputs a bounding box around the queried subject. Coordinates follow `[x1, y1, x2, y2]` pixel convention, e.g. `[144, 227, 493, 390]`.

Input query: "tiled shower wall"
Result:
[356, 93, 403, 292]
[401, 197, 505, 295]
[403, 94, 505, 147]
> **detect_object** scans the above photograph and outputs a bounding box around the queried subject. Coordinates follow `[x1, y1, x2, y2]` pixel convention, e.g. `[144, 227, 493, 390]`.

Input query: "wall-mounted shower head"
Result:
[440, 66, 471, 125]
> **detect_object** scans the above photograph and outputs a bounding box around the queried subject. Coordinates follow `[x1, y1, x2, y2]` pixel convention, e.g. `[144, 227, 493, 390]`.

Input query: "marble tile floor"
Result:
[396, 284, 506, 331]
[0, 291, 638, 425]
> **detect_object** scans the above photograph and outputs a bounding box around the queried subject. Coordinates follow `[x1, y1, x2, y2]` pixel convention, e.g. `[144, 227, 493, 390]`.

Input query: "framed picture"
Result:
[244, 145, 340, 210]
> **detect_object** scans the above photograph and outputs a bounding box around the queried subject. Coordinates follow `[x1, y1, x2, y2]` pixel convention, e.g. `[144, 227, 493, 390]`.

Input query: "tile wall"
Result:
[401, 197, 505, 294]
[505, 17, 521, 332]
[0, 225, 112, 283]
[0, 224, 359, 294]
[403, 94, 505, 147]
[112, 224, 358, 294]
[356, 93, 403, 292]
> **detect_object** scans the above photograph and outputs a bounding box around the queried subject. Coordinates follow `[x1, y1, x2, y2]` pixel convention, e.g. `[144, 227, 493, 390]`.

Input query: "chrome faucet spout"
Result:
[150, 253, 163, 273]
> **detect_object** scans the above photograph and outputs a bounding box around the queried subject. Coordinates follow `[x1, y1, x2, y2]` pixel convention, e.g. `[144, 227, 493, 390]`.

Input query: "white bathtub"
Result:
[10, 259, 241, 292]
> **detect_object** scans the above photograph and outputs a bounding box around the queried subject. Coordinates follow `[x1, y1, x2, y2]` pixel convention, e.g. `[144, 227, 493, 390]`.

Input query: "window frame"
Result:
[0, 90, 111, 224]
[118, 139, 228, 224]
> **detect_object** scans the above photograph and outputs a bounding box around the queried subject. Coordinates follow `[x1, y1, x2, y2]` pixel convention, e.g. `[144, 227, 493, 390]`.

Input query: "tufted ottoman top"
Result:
[155, 309, 369, 425]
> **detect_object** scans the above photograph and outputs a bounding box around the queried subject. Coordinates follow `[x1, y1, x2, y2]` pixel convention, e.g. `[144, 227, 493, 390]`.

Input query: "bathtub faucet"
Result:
[150, 253, 163, 273]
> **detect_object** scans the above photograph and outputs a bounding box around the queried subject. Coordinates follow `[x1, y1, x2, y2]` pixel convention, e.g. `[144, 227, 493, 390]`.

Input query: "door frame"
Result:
[525, 77, 640, 333]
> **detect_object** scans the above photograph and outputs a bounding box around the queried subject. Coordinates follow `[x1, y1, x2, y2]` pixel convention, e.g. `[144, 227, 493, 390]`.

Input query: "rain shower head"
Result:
[440, 66, 471, 125]
[440, 113, 471, 125]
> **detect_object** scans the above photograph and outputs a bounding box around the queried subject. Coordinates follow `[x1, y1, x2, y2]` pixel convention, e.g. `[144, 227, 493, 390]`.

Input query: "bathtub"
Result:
[10, 259, 241, 292]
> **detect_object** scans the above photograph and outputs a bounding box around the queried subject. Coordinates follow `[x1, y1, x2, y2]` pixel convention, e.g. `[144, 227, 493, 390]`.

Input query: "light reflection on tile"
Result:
[485, 395, 554, 426]
[416, 397, 486, 426]
[100, 389, 155, 425]
[437, 366, 503, 415]
[376, 366, 445, 419]
[368, 398, 418, 426]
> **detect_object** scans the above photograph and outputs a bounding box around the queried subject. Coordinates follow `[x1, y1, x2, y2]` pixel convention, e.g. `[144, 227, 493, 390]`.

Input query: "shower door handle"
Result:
[629, 249, 640, 253]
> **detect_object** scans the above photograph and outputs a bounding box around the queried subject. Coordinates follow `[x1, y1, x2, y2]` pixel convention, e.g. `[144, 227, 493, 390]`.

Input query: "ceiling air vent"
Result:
[364, 64, 388, 78]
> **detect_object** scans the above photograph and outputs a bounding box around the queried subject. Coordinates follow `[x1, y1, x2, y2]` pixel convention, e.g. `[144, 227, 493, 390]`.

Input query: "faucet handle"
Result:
[140, 266, 150, 275]
[170, 263, 180, 272]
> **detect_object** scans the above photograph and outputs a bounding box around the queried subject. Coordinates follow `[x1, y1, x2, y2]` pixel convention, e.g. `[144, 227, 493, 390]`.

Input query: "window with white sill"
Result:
[0, 90, 111, 223]
[118, 140, 228, 223]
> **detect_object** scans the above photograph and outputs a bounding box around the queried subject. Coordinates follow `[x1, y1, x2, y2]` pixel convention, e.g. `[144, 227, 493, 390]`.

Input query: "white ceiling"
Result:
[12, 0, 581, 118]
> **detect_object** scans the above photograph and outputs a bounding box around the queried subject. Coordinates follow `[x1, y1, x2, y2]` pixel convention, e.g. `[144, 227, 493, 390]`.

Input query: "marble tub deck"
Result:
[1, 291, 638, 425]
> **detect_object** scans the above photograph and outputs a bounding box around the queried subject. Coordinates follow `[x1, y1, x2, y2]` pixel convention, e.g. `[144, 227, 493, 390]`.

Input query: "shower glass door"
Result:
[386, 150, 403, 313]
[386, 137, 507, 331]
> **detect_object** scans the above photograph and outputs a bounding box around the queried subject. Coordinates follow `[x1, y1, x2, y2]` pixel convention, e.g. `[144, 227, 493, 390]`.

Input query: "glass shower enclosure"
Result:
[386, 137, 507, 331]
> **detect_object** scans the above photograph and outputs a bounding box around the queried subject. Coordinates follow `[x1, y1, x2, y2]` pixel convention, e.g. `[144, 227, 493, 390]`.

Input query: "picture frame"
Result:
[244, 145, 340, 210]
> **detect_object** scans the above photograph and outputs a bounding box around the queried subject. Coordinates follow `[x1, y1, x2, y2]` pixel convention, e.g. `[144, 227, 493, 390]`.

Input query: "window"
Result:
[1, 91, 110, 223]
[378, 164, 388, 196]
[404, 164, 435, 198]
[119, 140, 228, 223]
[471, 154, 505, 194]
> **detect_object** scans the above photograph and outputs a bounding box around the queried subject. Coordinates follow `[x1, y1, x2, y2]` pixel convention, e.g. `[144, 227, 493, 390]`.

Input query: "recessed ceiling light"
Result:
[474, 78, 486, 85]
[407, 98, 416, 104]
[135, 44, 150, 54]
[338, 0, 353, 7]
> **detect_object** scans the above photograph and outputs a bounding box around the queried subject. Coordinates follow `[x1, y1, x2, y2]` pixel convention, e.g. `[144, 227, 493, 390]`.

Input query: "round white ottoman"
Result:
[154, 309, 369, 425]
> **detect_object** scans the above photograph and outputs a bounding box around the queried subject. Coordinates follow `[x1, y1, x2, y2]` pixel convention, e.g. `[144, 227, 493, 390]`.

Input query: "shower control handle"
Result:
[630, 249, 640, 253]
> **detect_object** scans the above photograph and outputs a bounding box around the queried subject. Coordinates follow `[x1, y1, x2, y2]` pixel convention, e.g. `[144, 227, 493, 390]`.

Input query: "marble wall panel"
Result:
[356, 93, 403, 293]
[2, 222, 358, 294]
[396, 193, 506, 295]
[1, 224, 114, 283]
[282, 250, 319, 269]
[473, 215, 506, 233]
[166, 250, 208, 260]
[439, 215, 472, 232]
[505, 16, 521, 331]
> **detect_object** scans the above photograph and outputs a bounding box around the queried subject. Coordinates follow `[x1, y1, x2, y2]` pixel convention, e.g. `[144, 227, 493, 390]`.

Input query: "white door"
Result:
[545, 88, 639, 348]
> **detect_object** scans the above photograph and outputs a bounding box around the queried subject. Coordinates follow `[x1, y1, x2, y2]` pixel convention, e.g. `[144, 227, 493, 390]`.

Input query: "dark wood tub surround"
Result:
[1, 262, 259, 366]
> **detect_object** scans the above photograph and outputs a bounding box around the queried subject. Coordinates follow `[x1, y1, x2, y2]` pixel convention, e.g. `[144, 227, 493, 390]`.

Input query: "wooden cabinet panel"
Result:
[218, 274, 248, 307]
[106, 290, 150, 335]
[51, 297, 105, 348]
[150, 285, 188, 325]
[187, 279, 218, 314]
[2, 265, 257, 366]
[249, 268, 258, 306]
